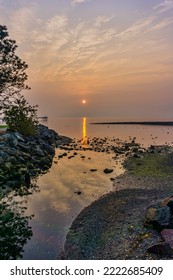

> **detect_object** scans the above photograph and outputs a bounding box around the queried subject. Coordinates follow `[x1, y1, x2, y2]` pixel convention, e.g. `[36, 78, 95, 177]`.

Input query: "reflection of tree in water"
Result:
[0, 179, 39, 260]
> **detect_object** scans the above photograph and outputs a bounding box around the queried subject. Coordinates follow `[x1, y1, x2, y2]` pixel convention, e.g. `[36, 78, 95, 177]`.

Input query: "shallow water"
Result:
[2, 117, 173, 259]
[21, 148, 123, 259]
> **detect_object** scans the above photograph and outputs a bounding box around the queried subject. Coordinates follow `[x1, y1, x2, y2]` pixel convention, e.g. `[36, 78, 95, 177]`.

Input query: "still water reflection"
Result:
[82, 117, 87, 145]
[21, 117, 124, 259]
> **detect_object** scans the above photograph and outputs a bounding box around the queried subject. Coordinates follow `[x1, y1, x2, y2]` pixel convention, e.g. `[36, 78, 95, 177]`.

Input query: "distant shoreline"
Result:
[90, 121, 173, 126]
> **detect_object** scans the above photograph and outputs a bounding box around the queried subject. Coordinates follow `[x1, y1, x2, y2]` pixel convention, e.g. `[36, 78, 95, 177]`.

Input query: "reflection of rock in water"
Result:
[0, 200, 32, 260]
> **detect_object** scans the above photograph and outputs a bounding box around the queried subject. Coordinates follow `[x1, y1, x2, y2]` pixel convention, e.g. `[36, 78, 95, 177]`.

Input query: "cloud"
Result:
[94, 15, 114, 27]
[147, 17, 173, 32]
[71, 0, 90, 6]
[117, 17, 156, 40]
[46, 15, 68, 31]
[154, 0, 173, 13]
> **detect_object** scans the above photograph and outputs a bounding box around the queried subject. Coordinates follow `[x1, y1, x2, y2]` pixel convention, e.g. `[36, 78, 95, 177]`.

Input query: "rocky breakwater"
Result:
[0, 124, 71, 196]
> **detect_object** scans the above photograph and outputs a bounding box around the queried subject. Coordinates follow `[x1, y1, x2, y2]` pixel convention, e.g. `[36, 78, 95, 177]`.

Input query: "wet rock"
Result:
[58, 154, 64, 159]
[41, 143, 55, 155]
[0, 174, 6, 182]
[132, 153, 140, 158]
[74, 191, 82, 195]
[25, 172, 31, 187]
[0, 124, 71, 196]
[161, 229, 173, 249]
[147, 242, 173, 257]
[17, 143, 30, 153]
[35, 146, 45, 157]
[166, 197, 173, 211]
[144, 205, 172, 230]
[103, 168, 113, 174]
[110, 178, 115, 181]
[68, 155, 74, 159]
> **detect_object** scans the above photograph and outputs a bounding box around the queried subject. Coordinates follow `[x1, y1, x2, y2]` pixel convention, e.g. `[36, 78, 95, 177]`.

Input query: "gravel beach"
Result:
[64, 152, 173, 260]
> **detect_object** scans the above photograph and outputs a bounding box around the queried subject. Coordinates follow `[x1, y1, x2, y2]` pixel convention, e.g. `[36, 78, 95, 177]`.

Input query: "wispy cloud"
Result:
[71, 0, 90, 6]
[154, 0, 173, 13]
[94, 15, 114, 27]
[117, 17, 156, 40]
[0, 0, 172, 98]
[147, 17, 173, 32]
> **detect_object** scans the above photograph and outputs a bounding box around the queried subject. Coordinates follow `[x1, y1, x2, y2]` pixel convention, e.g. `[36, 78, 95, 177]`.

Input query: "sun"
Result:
[82, 99, 86, 104]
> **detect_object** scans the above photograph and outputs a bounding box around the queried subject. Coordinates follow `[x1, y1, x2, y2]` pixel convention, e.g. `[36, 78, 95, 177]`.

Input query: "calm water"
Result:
[47, 117, 173, 147]
[3, 117, 173, 259]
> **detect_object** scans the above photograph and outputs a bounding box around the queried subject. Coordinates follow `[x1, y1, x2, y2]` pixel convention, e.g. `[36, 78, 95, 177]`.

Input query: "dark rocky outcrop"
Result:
[145, 196, 173, 257]
[0, 124, 71, 195]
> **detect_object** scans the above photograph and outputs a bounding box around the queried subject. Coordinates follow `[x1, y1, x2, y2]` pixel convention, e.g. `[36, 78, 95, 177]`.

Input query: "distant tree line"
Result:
[0, 25, 38, 136]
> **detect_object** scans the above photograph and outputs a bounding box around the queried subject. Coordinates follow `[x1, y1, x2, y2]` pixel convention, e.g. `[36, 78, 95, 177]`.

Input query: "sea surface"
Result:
[3, 117, 173, 259]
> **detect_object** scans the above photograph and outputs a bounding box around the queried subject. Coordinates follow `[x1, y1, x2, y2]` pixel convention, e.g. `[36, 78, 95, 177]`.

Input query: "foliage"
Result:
[3, 94, 38, 136]
[0, 25, 30, 107]
[0, 25, 38, 136]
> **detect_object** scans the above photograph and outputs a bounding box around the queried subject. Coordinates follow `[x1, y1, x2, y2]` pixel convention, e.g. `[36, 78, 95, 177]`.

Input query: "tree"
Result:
[3, 95, 38, 136]
[0, 25, 38, 135]
[0, 25, 30, 108]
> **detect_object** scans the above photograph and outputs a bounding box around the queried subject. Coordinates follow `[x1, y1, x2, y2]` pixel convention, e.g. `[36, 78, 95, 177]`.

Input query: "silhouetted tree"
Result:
[0, 25, 29, 109]
[0, 25, 38, 135]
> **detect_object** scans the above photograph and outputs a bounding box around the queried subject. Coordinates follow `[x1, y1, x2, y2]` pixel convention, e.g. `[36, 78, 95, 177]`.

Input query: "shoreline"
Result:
[64, 147, 173, 260]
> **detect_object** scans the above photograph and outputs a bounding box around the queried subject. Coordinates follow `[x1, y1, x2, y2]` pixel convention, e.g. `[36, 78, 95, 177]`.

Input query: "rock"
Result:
[12, 172, 22, 181]
[41, 143, 55, 155]
[144, 205, 172, 230]
[110, 177, 115, 181]
[161, 229, 173, 249]
[25, 172, 31, 187]
[132, 153, 141, 158]
[0, 174, 6, 182]
[13, 132, 25, 142]
[90, 169, 97, 172]
[147, 242, 173, 257]
[103, 168, 113, 174]
[0, 124, 70, 196]
[5, 162, 12, 171]
[167, 200, 173, 211]
[17, 143, 30, 153]
[167, 197, 173, 211]
[74, 191, 82, 195]
[35, 145, 45, 157]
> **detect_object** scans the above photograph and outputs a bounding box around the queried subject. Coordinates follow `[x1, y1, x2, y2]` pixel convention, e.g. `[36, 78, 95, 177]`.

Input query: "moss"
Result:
[125, 152, 173, 178]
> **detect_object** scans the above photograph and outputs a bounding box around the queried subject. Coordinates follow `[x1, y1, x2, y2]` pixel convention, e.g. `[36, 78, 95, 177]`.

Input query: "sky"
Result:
[0, 0, 173, 120]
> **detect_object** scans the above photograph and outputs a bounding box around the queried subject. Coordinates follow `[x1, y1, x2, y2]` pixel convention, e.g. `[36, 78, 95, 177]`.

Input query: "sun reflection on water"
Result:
[82, 117, 87, 145]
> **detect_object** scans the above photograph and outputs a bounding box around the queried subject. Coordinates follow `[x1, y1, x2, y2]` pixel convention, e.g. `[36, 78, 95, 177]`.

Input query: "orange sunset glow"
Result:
[0, 0, 173, 119]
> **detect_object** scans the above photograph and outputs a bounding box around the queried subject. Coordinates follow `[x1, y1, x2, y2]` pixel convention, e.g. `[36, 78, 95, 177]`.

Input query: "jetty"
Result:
[38, 116, 48, 121]
[91, 121, 173, 126]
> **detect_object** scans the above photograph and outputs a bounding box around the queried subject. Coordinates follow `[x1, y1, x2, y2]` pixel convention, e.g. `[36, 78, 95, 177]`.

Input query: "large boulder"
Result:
[161, 229, 173, 249]
[144, 205, 172, 230]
